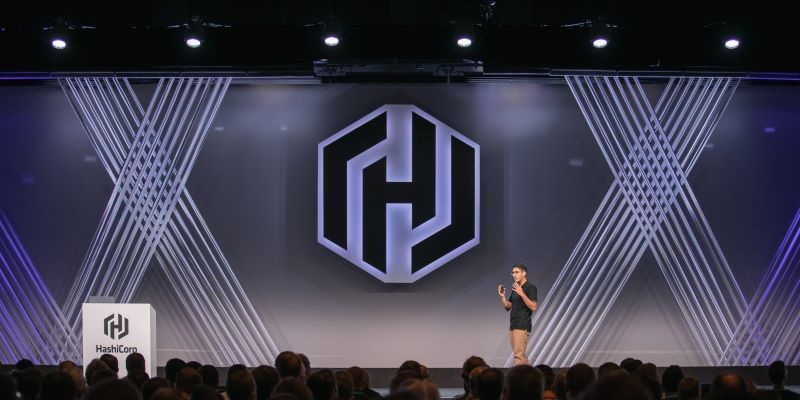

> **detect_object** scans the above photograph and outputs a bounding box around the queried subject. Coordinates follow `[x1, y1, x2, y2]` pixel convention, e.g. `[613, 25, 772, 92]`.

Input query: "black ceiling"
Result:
[0, 0, 795, 74]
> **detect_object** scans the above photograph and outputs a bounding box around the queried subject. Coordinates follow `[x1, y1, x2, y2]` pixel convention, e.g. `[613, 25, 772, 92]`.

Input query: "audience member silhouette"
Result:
[40, 370, 78, 400]
[661, 365, 683, 400]
[335, 371, 355, 400]
[273, 377, 314, 400]
[504, 365, 544, 400]
[143, 377, 173, 400]
[768, 361, 800, 400]
[477, 368, 504, 400]
[227, 370, 257, 400]
[677, 376, 700, 400]
[565, 363, 594, 400]
[457, 356, 488, 400]
[276, 352, 306, 380]
[176, 367, 203, 398]
[348, 366, 382, 400]
[253, 365, 280, 400]
[308, 370, 338, 400]
[165, 358, 188, 387]
[99, 354, 119, 374]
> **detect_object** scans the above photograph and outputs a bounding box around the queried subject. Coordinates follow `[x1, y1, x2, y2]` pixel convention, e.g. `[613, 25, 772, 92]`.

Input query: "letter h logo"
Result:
[103, 314, 129, 340]
[318, 105, 480, 283]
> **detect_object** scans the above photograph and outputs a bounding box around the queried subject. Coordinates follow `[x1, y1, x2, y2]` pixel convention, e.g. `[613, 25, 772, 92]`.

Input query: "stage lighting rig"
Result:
[184, 16, 204, 48]
[454, 23, 476, 48]
[47, 19, 71, 50]
[322, 16, 341, 47]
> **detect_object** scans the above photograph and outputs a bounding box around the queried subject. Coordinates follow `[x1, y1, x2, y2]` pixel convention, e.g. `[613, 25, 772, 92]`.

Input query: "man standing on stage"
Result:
[498, 264, 538, 365]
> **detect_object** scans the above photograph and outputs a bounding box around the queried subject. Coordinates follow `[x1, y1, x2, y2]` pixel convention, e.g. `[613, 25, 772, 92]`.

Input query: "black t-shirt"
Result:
[509, 281, 537, 331]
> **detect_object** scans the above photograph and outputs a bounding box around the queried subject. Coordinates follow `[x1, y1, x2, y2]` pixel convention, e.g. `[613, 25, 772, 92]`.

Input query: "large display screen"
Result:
[1, 77, 799, 367]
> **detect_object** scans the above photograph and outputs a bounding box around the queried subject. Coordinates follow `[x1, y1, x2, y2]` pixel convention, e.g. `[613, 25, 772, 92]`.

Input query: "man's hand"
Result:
[512, 282, 525, 297]
[497, 285, 506, 297]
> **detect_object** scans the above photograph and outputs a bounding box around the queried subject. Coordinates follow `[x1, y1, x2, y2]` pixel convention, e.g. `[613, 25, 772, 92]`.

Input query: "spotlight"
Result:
[324, 35, 340, 47]
[48, 19, 69, 50]
[587, 18, 611, 49]
[322, 17, 341, 47]
[592, 37, 608, 48]
[51, 38, 67, 50]
[724, 38, 740, 49]
[456, 37, 472, 48]
[454, 23, 475, 48]
[186, 37, 202, 48]
[184, 15, 203, 48]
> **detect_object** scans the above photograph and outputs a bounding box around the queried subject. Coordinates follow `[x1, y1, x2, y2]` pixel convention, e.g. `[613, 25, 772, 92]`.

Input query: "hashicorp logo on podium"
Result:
[103, 314, 129, 339]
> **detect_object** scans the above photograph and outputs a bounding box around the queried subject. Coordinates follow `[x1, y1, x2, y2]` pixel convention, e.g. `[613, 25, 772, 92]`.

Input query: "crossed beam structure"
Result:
[0, 208, 81, 364]
[59, 77, 280, 366]
[725, 206, 800, 365]
[511, 76, 750, 367]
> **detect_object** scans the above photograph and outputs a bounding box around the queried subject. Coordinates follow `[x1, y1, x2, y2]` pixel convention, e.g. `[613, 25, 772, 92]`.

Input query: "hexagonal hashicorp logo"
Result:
[318, 105, 480, 283]
[103, 313, 129, 339]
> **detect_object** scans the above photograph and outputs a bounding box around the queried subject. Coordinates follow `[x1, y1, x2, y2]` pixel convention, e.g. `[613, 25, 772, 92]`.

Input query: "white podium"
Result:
[82, 303, 156, 377]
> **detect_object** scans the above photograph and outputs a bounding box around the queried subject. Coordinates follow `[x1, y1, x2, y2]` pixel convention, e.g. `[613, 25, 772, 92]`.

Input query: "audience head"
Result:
[191, 384, 220, 400]
[142, 377, 173, 400]
[273, 377, 314, 400]
[252, 365, 280, 400]
[299, 354, 311, 373]
[391, 371, 422, 394]
[469, 366, 488, 398]
[187, 361, 202, 370]
[565, 363, 595, 400]
[57, 360, 87, 395]
[200, 365, 220, 389]
[552, 371, 567, 400]
[165, 358, 187, 386]
[678, 376, 700, 400]
[307, 370, 337, 400]
[634, 363, 658, 382]
[477, 368, 504, 400]
[398, 360, 424, 378]
[176, 367, 203, 397]
[227, 370, 257, 400]
[662, 365, 684, 395]
[634, 372, 661, 400]
[15, 367, 43, 400]
[768, 361, 787, 386]
[125, 369, 149, 389]
[40, 371, 79, 400]
[228, 364, 248, 382]
[620, 359, 643, 374]
[503, 365, 544, 400]
[585, 371, 651, 400]
[462, 356, 488, 386]
[346, 367, 370, 390]
[90, 369, 117, 386]
[710, 372, 747, 398]
[84, 379, 138, 400]
[396, 378, 440, 400]
[598, 362, 622, 379]
[14, 359, 35, 371]
[125, 352, 146, 373]
[276, 352, 305, 379]
[534, 364, 554, 391]
[335, 371, 354, 400]
[84, 358, 110, 387]
[99, 354, 119, 374]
